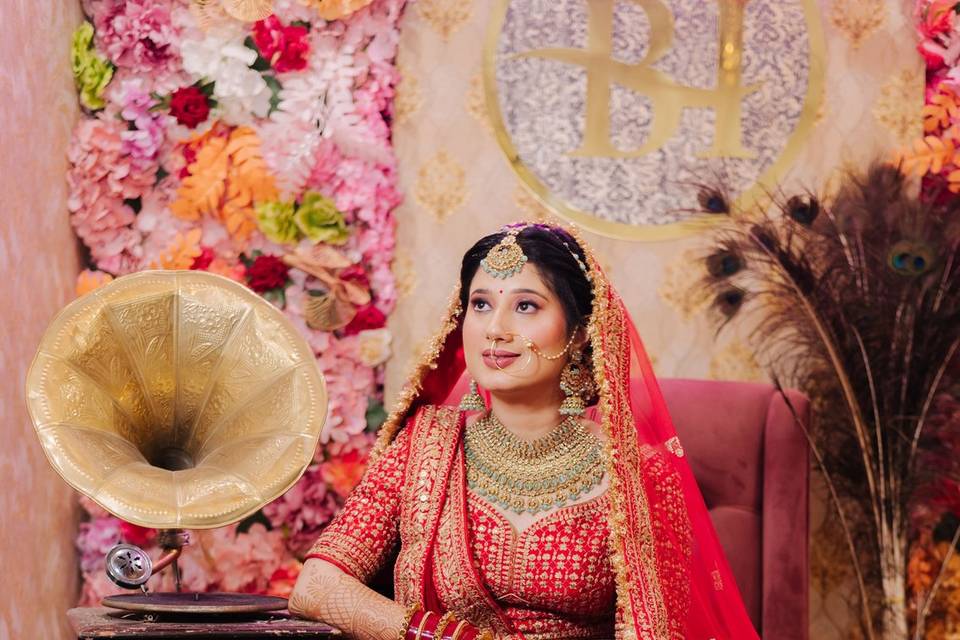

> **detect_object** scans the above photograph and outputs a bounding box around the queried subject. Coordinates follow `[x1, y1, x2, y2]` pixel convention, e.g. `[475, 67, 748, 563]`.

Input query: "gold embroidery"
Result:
[712, 569, 724, 591]
[372, 286, 461, 461]
[416, 0, 473, 40]
[395, 406, 463, 606]
[433, 446, 506, 631]
[413, 150, 468, 221]
[664, 437, 684, 459]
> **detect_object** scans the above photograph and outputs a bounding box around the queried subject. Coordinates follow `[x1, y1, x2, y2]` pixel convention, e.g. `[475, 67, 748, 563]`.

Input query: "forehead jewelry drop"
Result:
[481, 226, 528, 279]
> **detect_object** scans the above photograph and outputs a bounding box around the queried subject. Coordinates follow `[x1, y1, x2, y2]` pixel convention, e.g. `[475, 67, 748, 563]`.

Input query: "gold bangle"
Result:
[397, 603, 422, 640]
[415, 611, 434, 640]
[448, 620, 468, 640]
[434, 612, 456, 639]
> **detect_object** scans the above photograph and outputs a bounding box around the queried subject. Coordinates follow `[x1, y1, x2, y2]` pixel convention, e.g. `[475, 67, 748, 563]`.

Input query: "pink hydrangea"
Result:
[67, 117, 156, 273]
[110, 79, 167, 169]
[76, 517, 122, 573]
[91, 0, 180, 76]
[263, 467, 340, 557]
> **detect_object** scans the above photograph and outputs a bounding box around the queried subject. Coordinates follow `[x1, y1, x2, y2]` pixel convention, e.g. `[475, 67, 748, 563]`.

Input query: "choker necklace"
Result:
[464, 412, 604, 514]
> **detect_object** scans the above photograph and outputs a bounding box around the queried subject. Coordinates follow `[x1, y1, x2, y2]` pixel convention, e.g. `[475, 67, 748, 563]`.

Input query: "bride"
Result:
[289, 222, 759, 640]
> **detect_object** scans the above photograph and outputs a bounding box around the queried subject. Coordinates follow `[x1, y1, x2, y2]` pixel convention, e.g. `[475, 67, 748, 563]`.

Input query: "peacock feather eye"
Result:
[697, 188, 729, 214]
[714, 287, 746, 318]
[887, 240, 935, 276]
[706, 250, 743, 278]
[786, 195, 819, 226]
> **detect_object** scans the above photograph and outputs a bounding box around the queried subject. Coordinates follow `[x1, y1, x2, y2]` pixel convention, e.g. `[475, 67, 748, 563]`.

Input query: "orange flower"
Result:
[76, 270, 114, 297]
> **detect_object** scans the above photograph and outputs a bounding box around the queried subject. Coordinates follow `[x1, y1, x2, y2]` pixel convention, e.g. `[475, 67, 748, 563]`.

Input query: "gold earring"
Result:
[458, 379, 486, 412]
[559, 350, 593, 417]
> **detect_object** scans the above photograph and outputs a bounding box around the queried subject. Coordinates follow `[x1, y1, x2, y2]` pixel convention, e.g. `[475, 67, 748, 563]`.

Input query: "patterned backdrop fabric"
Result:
[384, 1, 920, 638]
[66, 0, 407, 604]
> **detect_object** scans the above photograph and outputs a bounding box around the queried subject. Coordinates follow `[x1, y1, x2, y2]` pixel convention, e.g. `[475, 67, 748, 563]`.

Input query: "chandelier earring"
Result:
[559, 349, 595, 417]
[458, 379, 486, 412]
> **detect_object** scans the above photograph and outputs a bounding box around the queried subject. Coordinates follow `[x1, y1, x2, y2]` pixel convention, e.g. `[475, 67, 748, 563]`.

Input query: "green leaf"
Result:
[236, 510, 272, 533]
[365, 399, 387, 431]
[263, 75, 283, 114]
[291, 20, 312, 30]
[123, 197, 143, 214]
[244, 35, 272, 71]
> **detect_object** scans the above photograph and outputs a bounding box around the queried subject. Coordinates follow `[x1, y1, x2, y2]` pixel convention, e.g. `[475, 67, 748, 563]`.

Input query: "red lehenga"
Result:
[307, 224, 761, 640]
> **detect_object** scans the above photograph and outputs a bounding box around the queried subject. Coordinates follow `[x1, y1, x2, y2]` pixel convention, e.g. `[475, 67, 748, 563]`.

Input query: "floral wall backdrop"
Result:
[0, 1, 85, 638]
[67, 0, 406, 603]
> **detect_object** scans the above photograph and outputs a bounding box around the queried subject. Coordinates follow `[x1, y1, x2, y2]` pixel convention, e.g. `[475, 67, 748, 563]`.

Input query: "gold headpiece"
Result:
[480, 225, 528, 279]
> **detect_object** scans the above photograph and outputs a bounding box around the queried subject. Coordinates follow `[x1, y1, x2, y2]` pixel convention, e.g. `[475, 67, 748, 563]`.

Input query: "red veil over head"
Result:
[373, 222, 760, 640]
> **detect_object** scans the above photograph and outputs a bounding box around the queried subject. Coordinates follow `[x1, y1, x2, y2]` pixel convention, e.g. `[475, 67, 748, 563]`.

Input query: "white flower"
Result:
[356, 328, 392, 366]
[181, 24, 272, 125]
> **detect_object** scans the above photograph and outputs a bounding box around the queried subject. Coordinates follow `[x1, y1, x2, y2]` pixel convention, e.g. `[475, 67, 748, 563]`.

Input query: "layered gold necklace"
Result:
[464, 412, 605, 514]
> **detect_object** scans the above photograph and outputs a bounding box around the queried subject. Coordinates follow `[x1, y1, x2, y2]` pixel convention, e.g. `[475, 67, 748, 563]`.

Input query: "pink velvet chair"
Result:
[659, 378, 810, 640]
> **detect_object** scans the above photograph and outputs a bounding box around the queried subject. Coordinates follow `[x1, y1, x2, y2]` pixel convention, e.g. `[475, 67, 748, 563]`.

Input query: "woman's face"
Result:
[462, 262, 575, 399]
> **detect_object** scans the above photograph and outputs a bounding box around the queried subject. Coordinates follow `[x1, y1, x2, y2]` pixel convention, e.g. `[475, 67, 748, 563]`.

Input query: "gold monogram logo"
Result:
[484, 0, 825, 240]
[520, 0, 759, 159]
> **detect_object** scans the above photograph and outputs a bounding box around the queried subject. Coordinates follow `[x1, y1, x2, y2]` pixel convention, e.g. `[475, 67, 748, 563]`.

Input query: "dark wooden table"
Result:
[68, 607, 339, 638]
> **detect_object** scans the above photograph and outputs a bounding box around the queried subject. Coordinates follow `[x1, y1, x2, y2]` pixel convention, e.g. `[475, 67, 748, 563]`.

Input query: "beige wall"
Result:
[0, 1, 84, 638]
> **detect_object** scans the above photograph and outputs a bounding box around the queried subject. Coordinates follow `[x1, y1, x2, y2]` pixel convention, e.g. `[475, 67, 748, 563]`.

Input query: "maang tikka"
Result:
[481, 226, 528, 279]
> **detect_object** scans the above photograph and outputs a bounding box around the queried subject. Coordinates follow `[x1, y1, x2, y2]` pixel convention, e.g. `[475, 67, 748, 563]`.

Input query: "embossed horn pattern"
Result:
[25, 270, 327, 529]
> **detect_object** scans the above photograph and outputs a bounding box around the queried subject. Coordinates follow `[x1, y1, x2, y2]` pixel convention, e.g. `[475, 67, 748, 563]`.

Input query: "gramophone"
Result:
[25, 271, 327, 614]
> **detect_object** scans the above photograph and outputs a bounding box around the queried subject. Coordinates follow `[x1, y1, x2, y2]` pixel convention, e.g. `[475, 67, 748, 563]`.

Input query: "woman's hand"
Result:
[289, 558, 406, 640]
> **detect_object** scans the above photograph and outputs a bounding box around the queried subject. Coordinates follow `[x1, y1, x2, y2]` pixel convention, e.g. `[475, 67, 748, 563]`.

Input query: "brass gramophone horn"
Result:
[25, 271, 328, 612]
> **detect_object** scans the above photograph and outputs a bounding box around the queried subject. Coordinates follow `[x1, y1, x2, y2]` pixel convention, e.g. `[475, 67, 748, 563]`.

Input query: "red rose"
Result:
[170, 86, 210, 128]
[339, 264, 370, 288]
[247, 254, 290, 292]
[252, 16, 310, 73]
[343, 303, 386, 336]
[120, 522, 156, 547]
[191, 246, 215, 271]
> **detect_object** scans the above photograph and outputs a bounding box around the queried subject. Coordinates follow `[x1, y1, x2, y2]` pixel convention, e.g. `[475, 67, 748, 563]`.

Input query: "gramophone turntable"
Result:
[26, 270, 328, 617]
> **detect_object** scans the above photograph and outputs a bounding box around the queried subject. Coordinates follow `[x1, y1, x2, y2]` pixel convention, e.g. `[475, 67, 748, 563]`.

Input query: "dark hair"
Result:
[459, 225, 593, 335]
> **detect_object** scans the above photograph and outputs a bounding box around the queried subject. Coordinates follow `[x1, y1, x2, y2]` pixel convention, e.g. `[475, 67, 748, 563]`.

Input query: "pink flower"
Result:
[262, 467, 339, 557]
[67, 117, 156, 273]
[110, 79, 166, 169]
[77, 517, 122, 573]
[79, 570, 126, 606]
[206, 524, 287, 593]
[92, 0, 180, 76]
[252, 16, 310, 73]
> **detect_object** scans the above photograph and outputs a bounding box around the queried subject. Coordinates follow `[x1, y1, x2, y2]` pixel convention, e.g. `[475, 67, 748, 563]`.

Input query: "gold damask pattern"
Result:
[707, 339, 763, 383]
[413, 150, 468, 221]
[873, 69, 924, 144]
[830, 0, 886, 49]
[392, 250, 418, 300]
[395, 62, 422, 125]
[416, 0, 473, 40]
[657, 248, 712, 321]
[465, 73, 491, 132]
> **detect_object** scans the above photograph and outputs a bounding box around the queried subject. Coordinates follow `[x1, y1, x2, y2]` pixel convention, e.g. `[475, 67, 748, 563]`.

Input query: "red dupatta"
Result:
[374, 223, 761, 640]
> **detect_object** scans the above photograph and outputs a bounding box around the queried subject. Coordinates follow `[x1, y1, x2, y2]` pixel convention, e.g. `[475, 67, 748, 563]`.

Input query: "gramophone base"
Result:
[101, 592, 288, 615]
